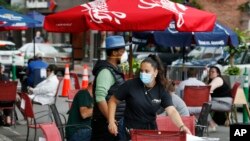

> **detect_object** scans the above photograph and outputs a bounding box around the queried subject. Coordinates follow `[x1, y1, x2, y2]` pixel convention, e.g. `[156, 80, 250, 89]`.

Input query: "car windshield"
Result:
[188, 46, 224, 60]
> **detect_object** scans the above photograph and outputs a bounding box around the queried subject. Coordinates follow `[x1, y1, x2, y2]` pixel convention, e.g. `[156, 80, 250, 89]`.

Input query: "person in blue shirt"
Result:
[27, 53, 48, 87]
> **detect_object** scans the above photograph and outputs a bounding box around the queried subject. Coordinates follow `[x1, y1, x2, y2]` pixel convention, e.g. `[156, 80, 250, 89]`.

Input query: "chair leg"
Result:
[225, 112, 230, 126]
[26, 127, 29, 141]
[34, 128, 37, 141]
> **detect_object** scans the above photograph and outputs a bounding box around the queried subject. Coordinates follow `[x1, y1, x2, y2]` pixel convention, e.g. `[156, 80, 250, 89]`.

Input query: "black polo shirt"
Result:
[114, 78, 173, 129]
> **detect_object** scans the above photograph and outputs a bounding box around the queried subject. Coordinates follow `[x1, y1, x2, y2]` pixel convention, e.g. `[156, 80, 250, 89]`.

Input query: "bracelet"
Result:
[179, 125, 185, 131]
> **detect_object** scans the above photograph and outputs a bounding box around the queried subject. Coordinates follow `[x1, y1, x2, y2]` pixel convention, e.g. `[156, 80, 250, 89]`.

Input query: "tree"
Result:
[224, 28, 250, 75]
[227, 28, 250, 66]
[0, 0, 25, 13]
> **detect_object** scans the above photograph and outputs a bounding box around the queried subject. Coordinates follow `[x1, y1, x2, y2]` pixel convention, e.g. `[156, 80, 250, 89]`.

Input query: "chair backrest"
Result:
[19, 92, 35, 119]
[70, 72, 80, 89]
[130, 129, 186, 141]
[231, 82, 241, 101]
[33, 68, 47, 87]
[0, 81, 17, 101]
[156, 115, 196, 135]
[67, 89, 80, 108]
[39, 122, 62, 141]
[183, 85, 211, 107]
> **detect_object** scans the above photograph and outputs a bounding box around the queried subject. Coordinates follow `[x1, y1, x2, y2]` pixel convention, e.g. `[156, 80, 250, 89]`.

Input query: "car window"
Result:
[136, 44, 174, 53]
[38, 44, 58, 54]
[51, 44, 72, 53]
[188, 46, 223, 60]
[0, 44, 16, 50]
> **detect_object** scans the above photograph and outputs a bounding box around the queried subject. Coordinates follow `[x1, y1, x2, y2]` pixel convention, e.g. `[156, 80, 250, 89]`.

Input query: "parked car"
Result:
[170, 45, 250, 85]
[131, 43, 187, 67]
[18, 43, 73, 75]
[51, 43, 73, 54]
[0, 40, 24, 76]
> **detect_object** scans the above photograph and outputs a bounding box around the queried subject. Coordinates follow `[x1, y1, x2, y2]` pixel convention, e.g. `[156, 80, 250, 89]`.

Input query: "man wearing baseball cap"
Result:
[91, 35, 129, 141]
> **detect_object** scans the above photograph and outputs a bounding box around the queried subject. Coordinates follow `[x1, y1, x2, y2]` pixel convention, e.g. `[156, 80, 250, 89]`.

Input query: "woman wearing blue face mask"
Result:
[108, 54, 192, 140]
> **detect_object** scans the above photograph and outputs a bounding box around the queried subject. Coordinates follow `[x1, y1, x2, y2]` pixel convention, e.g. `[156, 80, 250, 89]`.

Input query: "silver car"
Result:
[18, 43, 73, 74]
[0, 40, 24, 66]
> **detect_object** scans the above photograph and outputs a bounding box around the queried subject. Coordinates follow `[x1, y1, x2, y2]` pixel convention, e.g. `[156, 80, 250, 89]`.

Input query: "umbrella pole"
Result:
[33, 28, 36, 59]
[129, 44, 133, 79]
[182, 46, 186, 80]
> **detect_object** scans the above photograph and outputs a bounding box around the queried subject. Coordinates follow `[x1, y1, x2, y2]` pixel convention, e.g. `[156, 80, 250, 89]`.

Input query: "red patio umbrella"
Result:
[44, 0, 216, 33]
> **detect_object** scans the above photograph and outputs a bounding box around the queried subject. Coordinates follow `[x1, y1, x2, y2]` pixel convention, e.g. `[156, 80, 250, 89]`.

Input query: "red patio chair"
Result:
[70, 72, 80, 89]
[0, 81, 18, 126]
[18, 92, 53, 141]
[67, 89, 80, 109]
[156, 115, 196, 135]
[130, 129, 186, 141]
[39, 122, 62, 141]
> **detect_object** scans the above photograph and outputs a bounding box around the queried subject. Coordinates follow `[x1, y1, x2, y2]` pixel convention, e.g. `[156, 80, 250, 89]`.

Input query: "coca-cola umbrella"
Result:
[44, 0, 216, 77]
[44, 0, 216, 32]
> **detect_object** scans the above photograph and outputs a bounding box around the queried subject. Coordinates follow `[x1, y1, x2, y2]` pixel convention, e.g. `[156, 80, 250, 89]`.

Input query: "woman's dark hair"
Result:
[208, 65, 222, 83]
[141, 54, 169, 90]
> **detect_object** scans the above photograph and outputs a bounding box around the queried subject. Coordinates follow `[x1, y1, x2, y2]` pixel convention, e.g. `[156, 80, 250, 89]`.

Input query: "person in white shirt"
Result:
[176, 68, 206, 98]
[176, 68, 206, 116]
[28, 64, 59, 105]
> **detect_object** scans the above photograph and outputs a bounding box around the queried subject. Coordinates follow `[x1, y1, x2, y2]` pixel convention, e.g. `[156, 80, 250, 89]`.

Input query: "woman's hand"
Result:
[180, 125, 192, 134]
[27, 87, 34, 94]
[108, 121, 118, 136]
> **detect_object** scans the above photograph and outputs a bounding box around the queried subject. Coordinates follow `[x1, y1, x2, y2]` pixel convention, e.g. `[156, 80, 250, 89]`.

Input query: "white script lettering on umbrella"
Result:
[138, 0, 187, 28]
[81, 0, 126, 25]
[0, 14, 23, 21]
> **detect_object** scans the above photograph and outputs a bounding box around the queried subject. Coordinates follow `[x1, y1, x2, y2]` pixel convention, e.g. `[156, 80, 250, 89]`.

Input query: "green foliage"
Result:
[224, 44, 248, 56]
[224, 65, 241, 76]
[120, 58, 142, 75]
[234, 28, 250, 44]
[0, 0, 25, 13]
[189, 0, 203, 9]
[171, 0, 202, 9]
[238, 1, 250, 12]
[171, 0, 184, 3]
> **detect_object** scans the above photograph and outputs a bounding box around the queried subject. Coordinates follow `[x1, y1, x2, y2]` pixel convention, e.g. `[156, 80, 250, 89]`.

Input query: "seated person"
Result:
[176, 68, 206, 98]
[27, 53, 48, 88]
[157, 81, 190, 116]
[65, 89, 93, 141]
[0, 63, 12, 126]
[176, 68, 207, 117]
[207, 66, 232, 132]
[27, 64, 59, 105]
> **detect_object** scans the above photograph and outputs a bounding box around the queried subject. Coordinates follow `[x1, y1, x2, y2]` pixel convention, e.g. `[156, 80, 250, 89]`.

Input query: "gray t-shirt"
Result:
[158, 93, 190, 116]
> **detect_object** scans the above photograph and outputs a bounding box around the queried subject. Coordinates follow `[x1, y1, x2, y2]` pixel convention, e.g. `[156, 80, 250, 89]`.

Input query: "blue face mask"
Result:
[140, 72, 152, 84]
